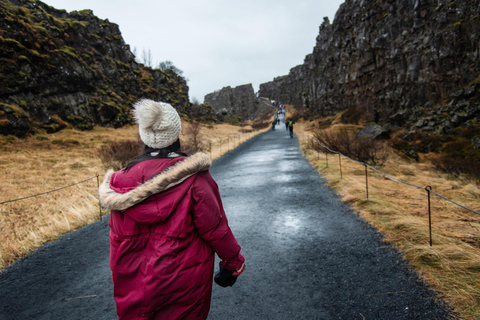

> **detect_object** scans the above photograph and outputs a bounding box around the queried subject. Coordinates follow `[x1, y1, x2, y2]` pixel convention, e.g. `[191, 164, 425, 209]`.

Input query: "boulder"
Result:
[357, 124, 390, 140]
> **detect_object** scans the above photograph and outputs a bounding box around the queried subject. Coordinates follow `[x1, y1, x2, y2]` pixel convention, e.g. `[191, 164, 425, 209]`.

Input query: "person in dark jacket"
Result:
[287, 119, 295, 138]
[99, 99, 245, 320]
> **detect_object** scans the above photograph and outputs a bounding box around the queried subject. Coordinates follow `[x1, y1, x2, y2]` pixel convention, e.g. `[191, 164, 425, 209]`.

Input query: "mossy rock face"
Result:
[191, 103, 218, 122]
[0, 103, 34, 137]
[0, 0, 190, 137]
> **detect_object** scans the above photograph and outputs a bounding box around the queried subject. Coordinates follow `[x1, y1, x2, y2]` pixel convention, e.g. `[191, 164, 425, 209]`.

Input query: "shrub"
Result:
[97, 139, 143, 170]
[312, 127, 389, 165]
[432, 156, 480, 183]
[181, 121, 210, 155]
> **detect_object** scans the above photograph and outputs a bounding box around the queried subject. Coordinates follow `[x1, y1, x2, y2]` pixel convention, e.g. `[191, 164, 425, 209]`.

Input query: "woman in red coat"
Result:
[99, 99, 245, 320]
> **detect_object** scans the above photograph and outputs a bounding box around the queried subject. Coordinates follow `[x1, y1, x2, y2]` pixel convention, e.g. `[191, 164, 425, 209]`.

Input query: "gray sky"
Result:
[43, 0, 344, 102]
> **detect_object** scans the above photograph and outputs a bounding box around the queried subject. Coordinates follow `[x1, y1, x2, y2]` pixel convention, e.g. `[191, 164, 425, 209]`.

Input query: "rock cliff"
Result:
[204, 83, 273, 121]
[259, 0, 480, 124]
[0, 0, 189, 137]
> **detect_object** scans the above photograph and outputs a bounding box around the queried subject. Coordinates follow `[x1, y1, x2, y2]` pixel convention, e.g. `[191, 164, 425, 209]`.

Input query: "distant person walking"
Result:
[99, 99, 245, 320]
[285, 119, 289, 131]
[288, 119, 295, 138]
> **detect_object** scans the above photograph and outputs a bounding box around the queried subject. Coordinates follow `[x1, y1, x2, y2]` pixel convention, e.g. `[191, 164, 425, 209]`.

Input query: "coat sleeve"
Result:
[191, 171, 245, 270]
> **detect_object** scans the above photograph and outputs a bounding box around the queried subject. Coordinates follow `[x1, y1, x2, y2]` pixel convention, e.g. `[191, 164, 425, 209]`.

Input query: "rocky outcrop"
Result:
[0, 0, 189, 137]
[204, 84, 273, 121]
[259, 0, 480, 123]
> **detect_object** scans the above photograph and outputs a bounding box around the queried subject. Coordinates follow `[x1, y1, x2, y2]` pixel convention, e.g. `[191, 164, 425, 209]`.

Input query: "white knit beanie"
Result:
[133, 99, 182, 149]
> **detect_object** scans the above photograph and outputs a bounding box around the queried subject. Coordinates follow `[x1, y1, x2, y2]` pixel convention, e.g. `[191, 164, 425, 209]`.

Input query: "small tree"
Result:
[132, 46, 138, 61]
[158, 60, 184, 77]
[182, 121, 210, 155]
[141, 48, 153, 67]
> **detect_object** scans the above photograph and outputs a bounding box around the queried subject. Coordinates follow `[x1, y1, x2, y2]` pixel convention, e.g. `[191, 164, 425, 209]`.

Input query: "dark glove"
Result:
[214, 265, 238, 287]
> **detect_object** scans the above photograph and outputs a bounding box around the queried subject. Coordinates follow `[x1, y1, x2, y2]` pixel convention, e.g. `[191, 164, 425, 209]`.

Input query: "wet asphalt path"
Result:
[0, 122, 452, 319]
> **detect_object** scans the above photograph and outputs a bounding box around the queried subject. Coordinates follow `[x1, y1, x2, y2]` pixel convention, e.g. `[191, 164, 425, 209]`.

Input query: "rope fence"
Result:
[307, 137, 480, 246]
[0, 131, 261, 207]
[0, 176, 100, 206]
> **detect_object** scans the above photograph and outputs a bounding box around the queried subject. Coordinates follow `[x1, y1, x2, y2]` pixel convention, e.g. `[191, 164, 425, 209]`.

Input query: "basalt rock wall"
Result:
[204, 83, 273, 120]
[0, 0, 189, 137]
[259, 0, 480, 122]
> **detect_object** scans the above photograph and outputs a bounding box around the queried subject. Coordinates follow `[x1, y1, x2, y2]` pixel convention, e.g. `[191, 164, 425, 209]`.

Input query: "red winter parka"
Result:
[98, 153, 245, 320]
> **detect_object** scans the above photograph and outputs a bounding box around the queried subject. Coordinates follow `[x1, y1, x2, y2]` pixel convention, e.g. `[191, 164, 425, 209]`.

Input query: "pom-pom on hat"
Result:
[133, 99, 182, 149]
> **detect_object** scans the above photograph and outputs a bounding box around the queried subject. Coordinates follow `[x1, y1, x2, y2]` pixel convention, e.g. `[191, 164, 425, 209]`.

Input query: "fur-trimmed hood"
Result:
[98, 152, 211, 211]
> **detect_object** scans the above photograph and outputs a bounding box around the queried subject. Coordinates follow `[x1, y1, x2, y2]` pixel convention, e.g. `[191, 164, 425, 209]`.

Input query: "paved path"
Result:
[0, 122, 452, 319]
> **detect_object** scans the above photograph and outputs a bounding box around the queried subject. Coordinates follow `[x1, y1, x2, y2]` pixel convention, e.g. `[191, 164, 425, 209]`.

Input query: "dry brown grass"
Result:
[296, 120, 480, 320]
[0, 120, 270, 270]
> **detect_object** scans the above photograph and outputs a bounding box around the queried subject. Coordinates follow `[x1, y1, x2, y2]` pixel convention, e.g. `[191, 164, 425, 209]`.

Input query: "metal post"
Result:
[426, 185, 433, 246]
[96, 174, 102, 221]
[365, 164, 369, 199]
[338, 154, 342, 179]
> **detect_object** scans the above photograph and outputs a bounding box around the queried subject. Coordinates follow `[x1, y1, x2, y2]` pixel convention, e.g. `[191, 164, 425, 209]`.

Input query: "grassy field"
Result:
[0, 120, 270, 270]
[294, 119, 480, 320]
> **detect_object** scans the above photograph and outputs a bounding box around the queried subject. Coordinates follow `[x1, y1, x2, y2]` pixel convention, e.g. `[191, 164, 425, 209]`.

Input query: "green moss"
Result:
[450, 21, 462, 28]
[67, 115, 85, 122]
[49, 26, 62, 33]
[115, 60, 130, 69]
[109, 92, 122, 102]
[55, 46, 79, 60]
[18, 55, 31, 63]
[78, 9, 93, 15]
[0, 103, 28, 118]
[3, 38, 26, 50]
[102, 101, 116, 108]
[72, 20, 89, 28]
[33, 25, 49, 36]
[19, 100, 27, 107]
[29, 49, 42, 58]
[50, 98, 61, 105]
[88, 33, 101, 40]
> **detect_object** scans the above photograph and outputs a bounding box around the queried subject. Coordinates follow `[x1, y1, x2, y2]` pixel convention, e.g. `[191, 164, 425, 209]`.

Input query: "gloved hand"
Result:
[214, 262, 245, 287]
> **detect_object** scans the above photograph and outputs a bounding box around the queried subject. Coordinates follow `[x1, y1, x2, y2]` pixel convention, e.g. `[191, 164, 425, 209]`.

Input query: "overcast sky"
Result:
[43, 0, 344, 102]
